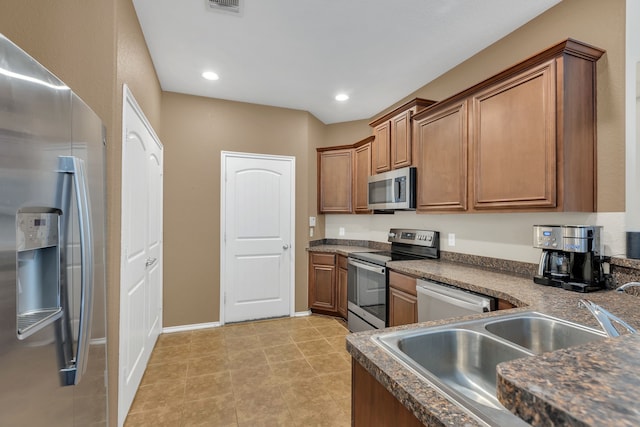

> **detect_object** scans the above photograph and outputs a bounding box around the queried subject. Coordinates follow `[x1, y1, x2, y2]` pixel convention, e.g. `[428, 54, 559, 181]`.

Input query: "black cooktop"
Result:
[349, 250, 428, 266]
[348, 228, 440, 266]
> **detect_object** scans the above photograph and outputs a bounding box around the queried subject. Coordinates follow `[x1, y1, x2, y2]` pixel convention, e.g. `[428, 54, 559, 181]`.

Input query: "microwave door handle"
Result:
[395, 178, 401, 202]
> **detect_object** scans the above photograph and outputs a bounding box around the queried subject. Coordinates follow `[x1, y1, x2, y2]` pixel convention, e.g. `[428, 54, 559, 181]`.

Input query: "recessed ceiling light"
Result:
[335, 94, 349, 102]
[202, 71, 219, 81]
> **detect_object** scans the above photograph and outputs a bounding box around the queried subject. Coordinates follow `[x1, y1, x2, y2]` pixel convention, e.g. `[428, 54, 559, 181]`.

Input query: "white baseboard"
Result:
[294, 310, 311, 317]
[162, 312, 311, 334]
[162, 321, 221, 334]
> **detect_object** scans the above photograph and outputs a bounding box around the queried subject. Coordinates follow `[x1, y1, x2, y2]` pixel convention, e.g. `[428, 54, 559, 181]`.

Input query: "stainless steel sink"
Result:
[372, 311, 607, 426]
[484, 314, 605, 354]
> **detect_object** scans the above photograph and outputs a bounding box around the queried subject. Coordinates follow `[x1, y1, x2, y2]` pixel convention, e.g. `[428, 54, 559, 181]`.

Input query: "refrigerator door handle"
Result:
[59, 156, 94, 386]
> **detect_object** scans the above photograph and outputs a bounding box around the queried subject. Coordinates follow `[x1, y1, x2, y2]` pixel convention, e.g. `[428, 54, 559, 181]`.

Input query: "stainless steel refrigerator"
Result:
[0, 34, 108, 426]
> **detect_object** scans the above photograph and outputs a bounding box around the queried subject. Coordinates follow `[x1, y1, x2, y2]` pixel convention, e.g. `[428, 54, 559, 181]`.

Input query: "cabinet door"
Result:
[373, 121, 391, 173]
[471, 60, 556, 210]
[353, 361, 424, 427]
[308, 253, 337, 313]
[388, 271, 417, 327]
[354, 143, 372, 213]
[415, 101, 468, 212]
[337, 255, 348, 319]
[318, 149, 353, 213]
[388, 287, 417, 327]
[391, 110, 412, 169]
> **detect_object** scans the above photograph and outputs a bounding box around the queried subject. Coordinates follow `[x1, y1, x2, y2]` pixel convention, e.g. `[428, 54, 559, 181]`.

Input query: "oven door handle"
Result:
[348, 258, 386, 275]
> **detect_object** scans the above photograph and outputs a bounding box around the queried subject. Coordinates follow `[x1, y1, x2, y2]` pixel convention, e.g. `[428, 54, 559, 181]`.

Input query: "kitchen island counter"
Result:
[344, 256, 640, 426]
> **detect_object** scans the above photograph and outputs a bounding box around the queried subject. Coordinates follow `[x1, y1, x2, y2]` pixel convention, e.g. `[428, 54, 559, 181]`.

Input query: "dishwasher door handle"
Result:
[417, 285, 488, 313]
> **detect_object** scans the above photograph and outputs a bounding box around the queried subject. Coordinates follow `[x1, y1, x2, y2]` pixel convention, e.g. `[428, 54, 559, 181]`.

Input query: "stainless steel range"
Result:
[347, 228, 439, 332]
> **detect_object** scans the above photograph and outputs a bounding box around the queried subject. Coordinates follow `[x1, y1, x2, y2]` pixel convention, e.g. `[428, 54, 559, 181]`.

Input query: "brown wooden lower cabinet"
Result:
[337, 255, 348, 319]
[308, 252, 348, 319]
[352, 359, 423, 427]
[308, 253, 337, 315]
[498, 298, 517, 310]
[388, 270, 418, 327]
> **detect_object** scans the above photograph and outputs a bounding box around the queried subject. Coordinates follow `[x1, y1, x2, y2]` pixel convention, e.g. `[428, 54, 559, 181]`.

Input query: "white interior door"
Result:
[119, 85, 163, 426]
[221, 152, 295, 324]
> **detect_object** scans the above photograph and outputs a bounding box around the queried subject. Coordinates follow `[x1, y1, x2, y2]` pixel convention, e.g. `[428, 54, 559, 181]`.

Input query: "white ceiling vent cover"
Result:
[207, 0, 240, 14]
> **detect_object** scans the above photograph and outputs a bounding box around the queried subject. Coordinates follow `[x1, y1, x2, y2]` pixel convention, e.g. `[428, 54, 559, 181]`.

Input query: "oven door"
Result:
[347, 258, 387, 331]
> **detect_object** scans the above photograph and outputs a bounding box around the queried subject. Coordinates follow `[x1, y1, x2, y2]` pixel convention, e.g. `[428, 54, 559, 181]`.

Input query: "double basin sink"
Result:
[373, 311, 607, 426]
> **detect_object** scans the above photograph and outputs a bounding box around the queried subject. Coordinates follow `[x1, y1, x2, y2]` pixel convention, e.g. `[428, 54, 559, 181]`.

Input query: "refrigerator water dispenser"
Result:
[16, 209, 63, 339]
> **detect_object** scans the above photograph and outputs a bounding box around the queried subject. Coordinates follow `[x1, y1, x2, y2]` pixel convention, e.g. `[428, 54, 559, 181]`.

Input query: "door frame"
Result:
[219, 151, 296, 326]
[118, 84, 164, 426]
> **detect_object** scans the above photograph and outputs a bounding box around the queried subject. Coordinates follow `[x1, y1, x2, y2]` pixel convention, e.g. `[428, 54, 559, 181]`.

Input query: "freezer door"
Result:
[0, 34, 75, 426]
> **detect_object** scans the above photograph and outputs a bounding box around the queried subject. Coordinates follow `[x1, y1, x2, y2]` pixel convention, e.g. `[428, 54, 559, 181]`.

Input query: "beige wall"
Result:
[160, 93, 317, 325]
[379, 0, 625, 212]
[322, 119, 371, 148]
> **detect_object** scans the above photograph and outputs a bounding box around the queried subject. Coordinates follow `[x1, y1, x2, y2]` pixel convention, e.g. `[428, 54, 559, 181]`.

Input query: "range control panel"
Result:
[388, 228, 438, 248]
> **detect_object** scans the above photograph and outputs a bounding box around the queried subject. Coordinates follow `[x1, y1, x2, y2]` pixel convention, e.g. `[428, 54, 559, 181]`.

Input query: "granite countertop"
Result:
[306, 244, 379, 256]
[325, 250, 640, 426]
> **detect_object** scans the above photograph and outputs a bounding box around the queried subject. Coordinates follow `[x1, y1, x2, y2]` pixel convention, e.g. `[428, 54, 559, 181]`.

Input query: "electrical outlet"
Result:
[339, 227, 345, 236]
[448, 233, 455, 246]
[309, 227, 314, 237]
[309, 216, 316, 227]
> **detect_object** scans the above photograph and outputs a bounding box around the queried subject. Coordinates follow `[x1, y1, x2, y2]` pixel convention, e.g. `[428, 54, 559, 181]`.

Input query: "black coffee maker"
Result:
[533, 225, 606, 292]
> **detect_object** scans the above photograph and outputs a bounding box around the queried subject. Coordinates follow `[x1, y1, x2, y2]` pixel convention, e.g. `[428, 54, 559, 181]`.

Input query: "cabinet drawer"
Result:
[388, 270, 417, 296]
[311, 253, 336, 266]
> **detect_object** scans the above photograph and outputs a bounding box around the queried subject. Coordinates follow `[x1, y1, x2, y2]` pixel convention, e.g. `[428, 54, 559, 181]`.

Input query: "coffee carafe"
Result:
[533, 225, 606, 292]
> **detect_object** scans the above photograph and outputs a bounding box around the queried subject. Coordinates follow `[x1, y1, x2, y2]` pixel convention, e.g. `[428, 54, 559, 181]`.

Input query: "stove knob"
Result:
[388, 232, 396, 238]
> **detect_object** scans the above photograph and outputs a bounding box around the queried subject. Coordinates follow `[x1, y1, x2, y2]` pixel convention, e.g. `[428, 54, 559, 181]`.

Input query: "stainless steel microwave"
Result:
[367, 166, 416, 210]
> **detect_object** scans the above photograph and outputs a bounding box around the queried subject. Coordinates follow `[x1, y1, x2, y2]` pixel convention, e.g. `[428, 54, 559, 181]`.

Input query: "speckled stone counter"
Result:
[341, 257, 640, 427]
[306, 244, 377, 257]
[496, 333, 640, 426]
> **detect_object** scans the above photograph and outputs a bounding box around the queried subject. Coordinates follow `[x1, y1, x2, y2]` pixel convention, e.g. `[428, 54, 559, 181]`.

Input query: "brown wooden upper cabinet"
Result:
[414, 100, 468, 212]
[353, 140, 372, 213]
[317, 136, 374, 214]
[414, 38, 604, 213]
[369, 98, 436, 174]
[471, 60, 557, 210]
[317, 148, 353, 213]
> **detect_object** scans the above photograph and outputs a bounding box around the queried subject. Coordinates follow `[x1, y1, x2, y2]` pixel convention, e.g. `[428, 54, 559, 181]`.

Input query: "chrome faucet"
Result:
[616, 282, 640, 293]
[578, 299, 637, 338]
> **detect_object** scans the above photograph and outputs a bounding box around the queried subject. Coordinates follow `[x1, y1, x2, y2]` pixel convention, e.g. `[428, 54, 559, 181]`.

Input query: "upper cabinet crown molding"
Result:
[368, 98, 437, 128]
[369, 98, 437, 173]
[414, 38, 604, 120]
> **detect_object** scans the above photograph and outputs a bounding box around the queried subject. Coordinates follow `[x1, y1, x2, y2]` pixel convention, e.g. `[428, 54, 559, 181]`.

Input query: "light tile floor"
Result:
[124, 315, 352, 427]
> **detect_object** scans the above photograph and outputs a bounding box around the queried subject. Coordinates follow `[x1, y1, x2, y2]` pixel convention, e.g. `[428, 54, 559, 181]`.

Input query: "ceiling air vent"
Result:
[207, 0, 241, 14]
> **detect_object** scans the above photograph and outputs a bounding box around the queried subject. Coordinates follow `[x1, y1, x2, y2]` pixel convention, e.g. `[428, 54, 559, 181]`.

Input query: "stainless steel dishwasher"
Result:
[416, 279, 496, 322]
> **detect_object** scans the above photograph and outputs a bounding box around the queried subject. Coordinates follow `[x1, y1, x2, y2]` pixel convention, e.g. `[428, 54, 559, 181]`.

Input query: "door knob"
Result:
[283, 244, 289, 250]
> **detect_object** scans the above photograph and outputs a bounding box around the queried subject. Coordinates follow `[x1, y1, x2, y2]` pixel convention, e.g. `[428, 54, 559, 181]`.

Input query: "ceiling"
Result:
[132, 0, 561, 124]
